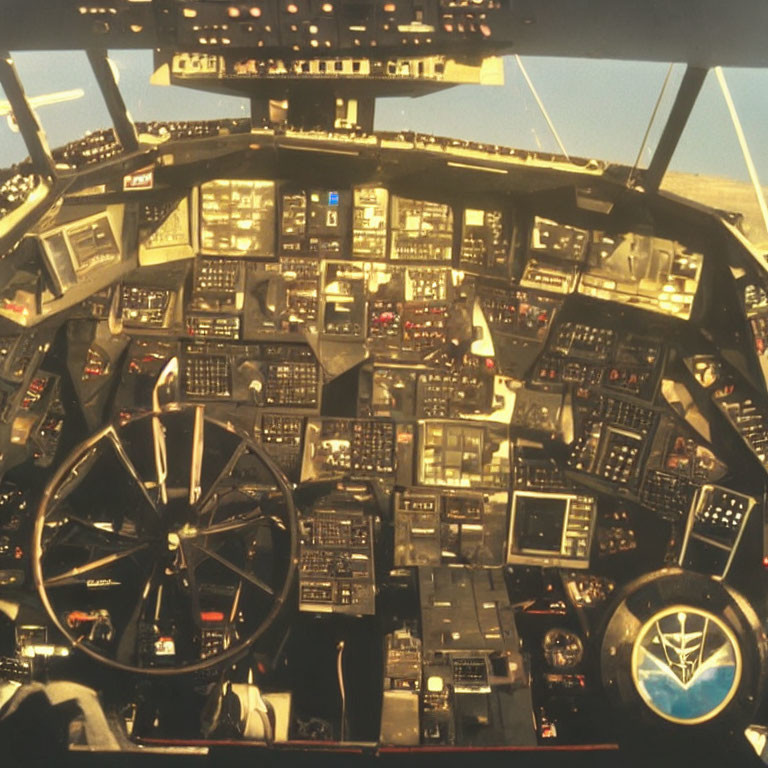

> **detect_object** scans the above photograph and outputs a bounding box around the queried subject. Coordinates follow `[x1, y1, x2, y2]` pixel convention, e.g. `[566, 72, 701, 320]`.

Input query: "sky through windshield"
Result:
[2, 51, 767, 243]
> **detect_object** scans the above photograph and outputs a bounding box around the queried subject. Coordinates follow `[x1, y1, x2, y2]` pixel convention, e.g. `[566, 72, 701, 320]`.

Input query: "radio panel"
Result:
[301, 418, 396, 481]
[182, 342, 320, 408]
[394, 487, 507, 566]
[298, 509, 375, 615]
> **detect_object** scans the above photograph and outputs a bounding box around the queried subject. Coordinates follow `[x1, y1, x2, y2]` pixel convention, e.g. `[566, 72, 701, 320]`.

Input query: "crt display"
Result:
[42, 232, 77, 292]
[200, 179, 275, 257]
[514, 495, 567, 553]
[68, 216, 119, 272]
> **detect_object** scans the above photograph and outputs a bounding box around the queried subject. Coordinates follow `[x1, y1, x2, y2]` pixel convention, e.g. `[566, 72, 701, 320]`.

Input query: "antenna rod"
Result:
[628, 63, 675, 187]
[515, 55, 570, 161]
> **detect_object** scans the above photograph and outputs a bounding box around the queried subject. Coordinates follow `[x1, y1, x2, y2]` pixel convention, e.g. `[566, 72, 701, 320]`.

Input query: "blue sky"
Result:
[1, 50, 766, 185]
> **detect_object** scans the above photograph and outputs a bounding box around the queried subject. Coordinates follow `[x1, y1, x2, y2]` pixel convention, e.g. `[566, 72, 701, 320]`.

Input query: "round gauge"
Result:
[631, 605, 742, 725]
[542, 628, 584, 670]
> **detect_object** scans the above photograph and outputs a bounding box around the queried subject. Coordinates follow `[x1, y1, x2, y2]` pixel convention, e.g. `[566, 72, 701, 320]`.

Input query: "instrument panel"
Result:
[0, 146, 767, 756]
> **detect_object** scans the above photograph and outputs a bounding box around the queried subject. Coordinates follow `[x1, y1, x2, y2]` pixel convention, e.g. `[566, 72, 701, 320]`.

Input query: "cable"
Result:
[628, 63, 675, 187]
[715, 66, 768, 237]
[515, 55, 569, 160]
[336, 640, 346, 742]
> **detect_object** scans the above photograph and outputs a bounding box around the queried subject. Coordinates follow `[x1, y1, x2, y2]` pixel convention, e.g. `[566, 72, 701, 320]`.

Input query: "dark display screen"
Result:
[515, 495, 567, 553]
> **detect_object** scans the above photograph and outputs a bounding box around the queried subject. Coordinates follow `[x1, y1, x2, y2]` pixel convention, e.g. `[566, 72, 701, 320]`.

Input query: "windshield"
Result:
[659, 66, 768, 250]
[2, 52, 767, 248]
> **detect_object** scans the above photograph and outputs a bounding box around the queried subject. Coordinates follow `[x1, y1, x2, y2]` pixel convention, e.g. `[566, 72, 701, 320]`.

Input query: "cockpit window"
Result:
[2, 51, 767, 253]
[10, 50, 115, 170]
[376, 57, 685, 167]
[0, 79, 39, 223]
[109, 49, 250, 127]
[0, 80, 29, 170]
[660, 67, 768, 252]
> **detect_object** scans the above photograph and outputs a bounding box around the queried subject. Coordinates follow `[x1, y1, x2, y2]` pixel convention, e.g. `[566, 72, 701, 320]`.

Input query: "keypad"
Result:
[351, 420, 395, 474]
[553, 322, 615, 361]
[600, 428, 642, 484]
[693, 486, 752, 540]
[265, 362, 318, 407]
[184, 355, 231, 398]
[261, 414, 303, 477]
[569, 397, 655, 487]
[195, 258, 241, 293]
[641, 470, 696, 520]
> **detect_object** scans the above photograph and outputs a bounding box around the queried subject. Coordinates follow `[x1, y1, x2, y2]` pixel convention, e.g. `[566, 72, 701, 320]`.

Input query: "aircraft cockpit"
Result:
[1, 3, 768, 765]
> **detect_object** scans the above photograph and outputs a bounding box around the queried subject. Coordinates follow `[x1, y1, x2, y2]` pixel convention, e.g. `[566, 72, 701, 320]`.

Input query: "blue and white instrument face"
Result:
[632, 606, 741, 724]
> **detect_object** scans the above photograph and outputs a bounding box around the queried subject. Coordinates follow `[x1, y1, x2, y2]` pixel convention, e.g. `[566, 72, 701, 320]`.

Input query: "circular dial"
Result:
[631, 605, 742, 725]
[542, 628, 584, 670]
[33, 405, 297, 675]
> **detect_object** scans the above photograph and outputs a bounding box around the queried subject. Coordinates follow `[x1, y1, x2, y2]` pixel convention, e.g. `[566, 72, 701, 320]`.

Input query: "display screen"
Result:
[579, 232, 703, 319]
[144, 197, 190, 249]
[390, 196, 453, 262]
[418, 421, 509, 488]
[68, 216, 119, 272]
[200, 179, 275, 257]
[514, 495, 567, 553]
[42, 232, 77, 292]
[370, 367, 417, 417]
[529, 216, 587, 262]
[353, 186, 388, 261]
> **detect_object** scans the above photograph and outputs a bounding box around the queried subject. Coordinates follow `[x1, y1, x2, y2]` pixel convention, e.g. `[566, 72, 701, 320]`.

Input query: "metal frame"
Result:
[0, 49, 56, 177]
[644, 65, 708, 192]
[87, 48, 139, 154]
